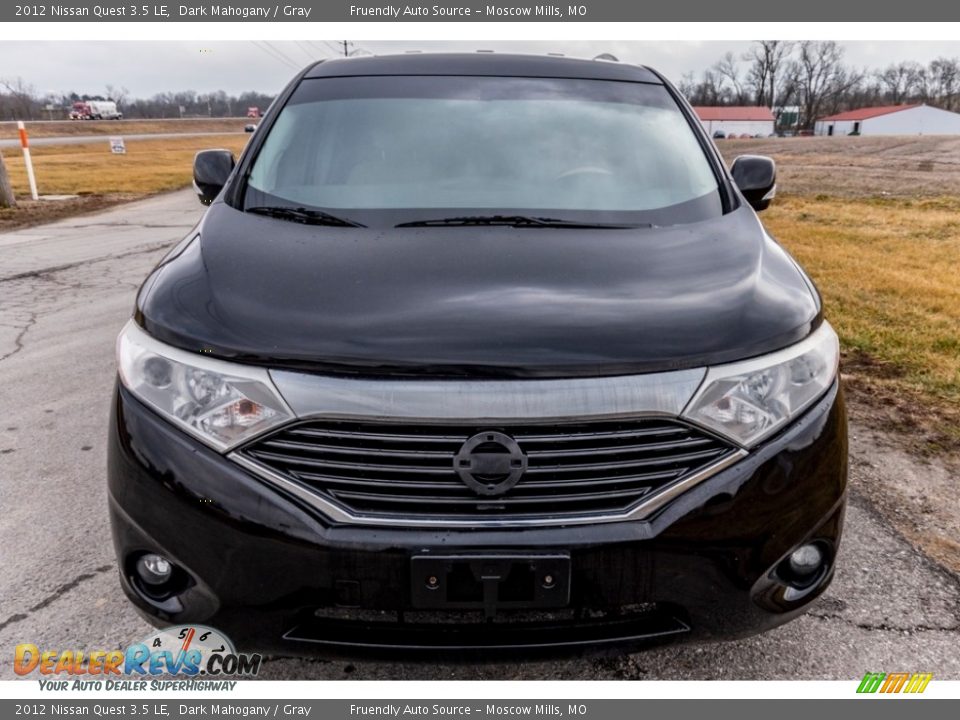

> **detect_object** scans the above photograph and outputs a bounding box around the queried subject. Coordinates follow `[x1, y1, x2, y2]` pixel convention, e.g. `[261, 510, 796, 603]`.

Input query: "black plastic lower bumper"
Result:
[107, 380, 848, 657]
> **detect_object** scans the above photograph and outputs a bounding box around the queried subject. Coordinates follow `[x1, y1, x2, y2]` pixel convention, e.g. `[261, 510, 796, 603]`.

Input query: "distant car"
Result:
[244, 124, 257, 133]
[739, 133, 752, 139]
[712, 130, 726, 139]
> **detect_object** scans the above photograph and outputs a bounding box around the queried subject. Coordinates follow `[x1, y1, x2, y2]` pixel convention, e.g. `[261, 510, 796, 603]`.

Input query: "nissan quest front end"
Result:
[107, 53, 848, 656]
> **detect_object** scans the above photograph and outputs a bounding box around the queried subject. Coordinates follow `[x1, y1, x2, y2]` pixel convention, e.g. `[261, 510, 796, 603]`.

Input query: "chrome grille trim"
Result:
[228, 429, 746, 528]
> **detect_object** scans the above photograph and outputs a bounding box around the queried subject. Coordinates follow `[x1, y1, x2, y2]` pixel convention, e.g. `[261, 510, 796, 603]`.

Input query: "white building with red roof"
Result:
[692, 106, 775, 138]
[814, 103, 960, 136]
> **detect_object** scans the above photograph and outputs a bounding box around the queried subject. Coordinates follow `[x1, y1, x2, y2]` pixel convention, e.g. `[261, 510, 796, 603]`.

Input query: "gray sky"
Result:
[4, 40, 960, 98]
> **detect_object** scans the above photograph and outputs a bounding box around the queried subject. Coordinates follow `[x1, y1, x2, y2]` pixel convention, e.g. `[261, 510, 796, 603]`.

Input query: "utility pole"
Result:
[0, 148, 16, 208]
[342, 41, 349, 57]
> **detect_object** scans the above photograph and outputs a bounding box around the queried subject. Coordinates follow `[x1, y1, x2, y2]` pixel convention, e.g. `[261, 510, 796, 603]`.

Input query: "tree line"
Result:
[679, 41, 960, 129]
[0, 80, 276, 121]
[3, 43, 960, 129]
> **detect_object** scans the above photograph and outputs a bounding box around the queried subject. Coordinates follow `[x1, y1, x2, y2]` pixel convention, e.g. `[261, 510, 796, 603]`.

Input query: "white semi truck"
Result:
[69, 100, 123, 120]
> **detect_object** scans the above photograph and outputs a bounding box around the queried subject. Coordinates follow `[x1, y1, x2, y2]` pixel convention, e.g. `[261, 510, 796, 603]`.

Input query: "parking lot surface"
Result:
[1, 191, 957, 680]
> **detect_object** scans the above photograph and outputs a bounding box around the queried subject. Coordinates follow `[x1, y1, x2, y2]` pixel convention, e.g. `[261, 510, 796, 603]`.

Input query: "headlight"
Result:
[116, 321, 293, 452]
[681, 322, 839, 447]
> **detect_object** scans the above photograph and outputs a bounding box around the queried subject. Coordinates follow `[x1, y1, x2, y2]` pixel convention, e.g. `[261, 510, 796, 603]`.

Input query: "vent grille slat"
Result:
[260, 438, 453, 459]
[525, 436, 714, 458]
[238, 418, 737, 520]
[329, 486, 653, 506]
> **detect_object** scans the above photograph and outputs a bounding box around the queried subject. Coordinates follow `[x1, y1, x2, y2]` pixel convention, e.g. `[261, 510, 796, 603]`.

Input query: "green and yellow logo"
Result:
[857, 672, 933, 694]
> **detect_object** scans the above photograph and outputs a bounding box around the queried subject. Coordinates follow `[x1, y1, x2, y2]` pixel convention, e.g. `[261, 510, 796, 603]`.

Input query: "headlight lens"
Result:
[117, 321, 293, 451]
[681, 322, 839, 447]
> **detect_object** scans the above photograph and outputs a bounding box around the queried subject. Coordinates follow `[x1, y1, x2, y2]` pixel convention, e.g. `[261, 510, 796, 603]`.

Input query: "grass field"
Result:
[762, 195, 960, 445]
[2, 134, 250, 196]
[715, 138, 960, 447]
[718, 135, 960, 198]
[2, 134, 958, 446]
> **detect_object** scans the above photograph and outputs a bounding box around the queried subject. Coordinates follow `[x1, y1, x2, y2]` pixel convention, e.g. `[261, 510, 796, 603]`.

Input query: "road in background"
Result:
[1, 192, 957, 680]
[0, 131, 247, 149]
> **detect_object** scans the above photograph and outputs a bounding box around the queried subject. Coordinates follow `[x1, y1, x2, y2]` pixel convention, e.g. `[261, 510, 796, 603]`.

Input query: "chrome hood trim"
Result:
[269, 367, 707, 422]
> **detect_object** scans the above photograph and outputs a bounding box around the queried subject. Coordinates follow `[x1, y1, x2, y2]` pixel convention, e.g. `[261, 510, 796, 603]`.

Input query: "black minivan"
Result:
[109, 53, 847, 655]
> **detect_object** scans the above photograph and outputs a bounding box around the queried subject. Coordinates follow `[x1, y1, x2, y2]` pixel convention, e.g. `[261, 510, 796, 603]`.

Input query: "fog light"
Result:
[788, 544, 823, 578]
[136, 553, 173, 586]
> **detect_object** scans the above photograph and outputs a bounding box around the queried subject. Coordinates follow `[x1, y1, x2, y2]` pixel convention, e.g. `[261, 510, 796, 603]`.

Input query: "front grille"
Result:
[237, 418, 738, 521]
[284, 603, 691, 651]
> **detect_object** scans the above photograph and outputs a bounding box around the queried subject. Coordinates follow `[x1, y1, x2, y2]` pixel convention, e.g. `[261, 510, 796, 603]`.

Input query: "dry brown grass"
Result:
[0, 195, 142, 232]
[763, 194, 960, 447]
[718, 135, 960, 198]
[2, 134, 250, 196]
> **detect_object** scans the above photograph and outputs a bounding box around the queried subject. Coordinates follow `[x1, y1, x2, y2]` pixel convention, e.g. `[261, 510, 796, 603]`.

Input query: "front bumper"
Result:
[107, 380, 848, 657]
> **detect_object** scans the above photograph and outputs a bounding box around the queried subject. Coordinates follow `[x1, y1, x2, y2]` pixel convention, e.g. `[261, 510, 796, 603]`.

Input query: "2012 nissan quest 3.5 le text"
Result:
[108, 53, 848, 656]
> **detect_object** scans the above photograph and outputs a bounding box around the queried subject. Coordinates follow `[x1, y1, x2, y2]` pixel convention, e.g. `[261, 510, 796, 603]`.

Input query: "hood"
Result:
[137, 202, 820, 378]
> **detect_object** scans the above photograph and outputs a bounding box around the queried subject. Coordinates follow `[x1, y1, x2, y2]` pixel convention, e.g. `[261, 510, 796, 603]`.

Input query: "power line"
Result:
[320, 41, 343, 56]
[250, 41, 295, 69]
[307, 41, 331, 54]
[294, 41, 320, 62]
[250, 41, 299, 70]
[263, 41, 303, 69]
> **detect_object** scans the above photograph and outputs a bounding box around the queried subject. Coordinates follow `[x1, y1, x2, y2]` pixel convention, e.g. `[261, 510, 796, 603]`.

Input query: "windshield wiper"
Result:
[246, 206, 366, 228]
[395, 214, 644, 229]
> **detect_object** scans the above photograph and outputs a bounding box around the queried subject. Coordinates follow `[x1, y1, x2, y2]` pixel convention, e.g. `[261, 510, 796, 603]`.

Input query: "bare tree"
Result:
[792, 41, 863, 128]
[745, 41, 794, 107]
[105, 84, 130, 108]
[928, 57, 960, 111]
[677, 71, 698, 101]
[0, 149, 15, 208]
[875, 62, 922, 104]
[680, 68, 729, 106]
[0, 76, 38, 119]
[714, 52, 748, 104]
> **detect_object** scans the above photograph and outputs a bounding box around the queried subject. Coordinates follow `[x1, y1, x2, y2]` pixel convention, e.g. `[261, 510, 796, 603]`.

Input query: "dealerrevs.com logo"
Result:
[14, 625, 261, 690]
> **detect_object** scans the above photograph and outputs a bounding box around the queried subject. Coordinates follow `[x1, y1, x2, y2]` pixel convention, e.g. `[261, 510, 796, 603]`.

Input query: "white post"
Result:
[18, 121, 39, 201]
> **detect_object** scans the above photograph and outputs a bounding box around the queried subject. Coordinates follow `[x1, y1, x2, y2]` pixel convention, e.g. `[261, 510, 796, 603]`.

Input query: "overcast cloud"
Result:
[4, 40, 960, 98]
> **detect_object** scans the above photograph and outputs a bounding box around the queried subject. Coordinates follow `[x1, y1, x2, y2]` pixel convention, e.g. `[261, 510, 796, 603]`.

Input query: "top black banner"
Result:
[5, 0, 959, 22]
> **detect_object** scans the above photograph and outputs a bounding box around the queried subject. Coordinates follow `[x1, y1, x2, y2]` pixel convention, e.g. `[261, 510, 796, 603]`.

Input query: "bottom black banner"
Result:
[1, 699, 957, 720]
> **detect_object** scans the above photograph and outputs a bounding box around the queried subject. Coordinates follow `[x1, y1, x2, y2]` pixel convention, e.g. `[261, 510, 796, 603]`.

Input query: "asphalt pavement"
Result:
[1, 191, 958, 680]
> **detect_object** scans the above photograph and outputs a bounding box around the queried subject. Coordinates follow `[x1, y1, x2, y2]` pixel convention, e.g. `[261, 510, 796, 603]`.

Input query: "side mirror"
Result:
[193, 150, 236, 206]
[730, 155, 776, 212]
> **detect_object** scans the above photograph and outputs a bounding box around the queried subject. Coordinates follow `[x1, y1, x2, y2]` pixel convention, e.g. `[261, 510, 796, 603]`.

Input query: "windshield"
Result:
[245, 75, 722, 225]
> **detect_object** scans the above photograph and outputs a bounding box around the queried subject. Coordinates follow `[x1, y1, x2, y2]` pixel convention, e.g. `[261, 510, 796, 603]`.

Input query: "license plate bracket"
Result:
[410, 554, 571, 618]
